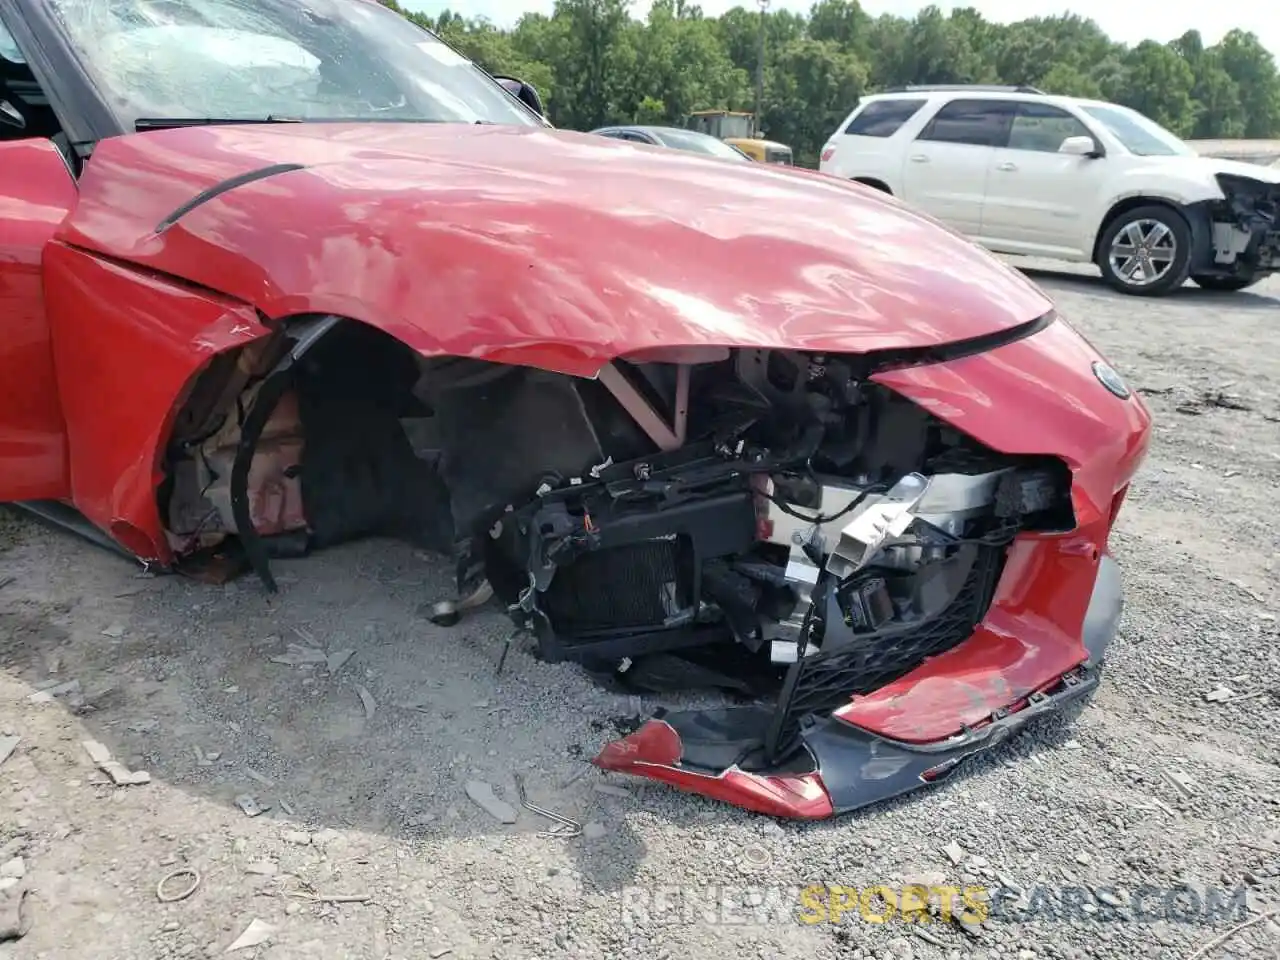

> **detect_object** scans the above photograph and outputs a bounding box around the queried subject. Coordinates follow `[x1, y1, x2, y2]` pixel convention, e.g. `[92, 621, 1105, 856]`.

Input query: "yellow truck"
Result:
[686, 110, 792, 165]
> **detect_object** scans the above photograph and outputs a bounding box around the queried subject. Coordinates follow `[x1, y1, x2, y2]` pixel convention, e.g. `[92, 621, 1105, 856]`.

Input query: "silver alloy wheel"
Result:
[1108, 218, 1177, 287]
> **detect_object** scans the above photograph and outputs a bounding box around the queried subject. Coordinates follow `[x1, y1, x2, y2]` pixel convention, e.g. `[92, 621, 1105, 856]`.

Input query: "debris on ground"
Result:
[1204, 685, 1235, 702]
[225, 918, 274, 953]
[1161, 768, 1198, 798]
[82, 739, 150, 785]
[326, 649, 355, 674]
[244, 768, 273, 786]
[515, 774, 582, 837]
[354, 684, 377, 721]
[0, 736, 18, 768]
[269, 643, 328, 666]
[943, 840, 966, 865]
[235, 795, 269, 818]
[0, 882, 30, 942]
[593, 782, 632, 798]
[464, 780, 517, 824]
[27, 679, 81, 706]
[100, 624, 126, 638]
[156, 868, 201, 903]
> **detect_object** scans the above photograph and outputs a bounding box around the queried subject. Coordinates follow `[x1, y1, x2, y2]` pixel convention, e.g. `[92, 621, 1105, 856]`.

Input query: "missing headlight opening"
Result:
[160, 318, 1074, 761]
[1209, 173, 1280, 273]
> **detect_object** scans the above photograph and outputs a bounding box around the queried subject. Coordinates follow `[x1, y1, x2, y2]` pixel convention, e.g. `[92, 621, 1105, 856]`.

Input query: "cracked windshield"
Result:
[47, 0, 539, 127]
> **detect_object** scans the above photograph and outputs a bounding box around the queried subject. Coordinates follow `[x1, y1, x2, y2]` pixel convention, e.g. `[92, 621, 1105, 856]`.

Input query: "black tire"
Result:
[1095, 204, 1193, 296]
[853, 178, 892, 194]
[1192, 274, 1262, 292]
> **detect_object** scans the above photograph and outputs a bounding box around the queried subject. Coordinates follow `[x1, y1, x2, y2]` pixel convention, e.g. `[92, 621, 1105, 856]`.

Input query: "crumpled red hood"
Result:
[61, 122, 1053, 376]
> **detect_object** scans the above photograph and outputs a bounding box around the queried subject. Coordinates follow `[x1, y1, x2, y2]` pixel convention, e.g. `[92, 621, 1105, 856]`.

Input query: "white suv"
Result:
[820, 85, 1280, 296]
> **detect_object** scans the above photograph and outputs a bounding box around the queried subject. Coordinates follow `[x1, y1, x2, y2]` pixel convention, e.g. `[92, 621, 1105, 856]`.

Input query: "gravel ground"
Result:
[1, 262, 1278, 960]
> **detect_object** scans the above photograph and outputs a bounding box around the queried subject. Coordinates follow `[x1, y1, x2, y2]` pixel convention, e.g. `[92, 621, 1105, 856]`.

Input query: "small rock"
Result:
[0, 883, 31, 942]
[593, 783, 631, 798]
[464, 780, 517, 824]
[1161, 768, 1197, 797]
[162, 920, 181, 933]
[1075, 852, 1092, 866]
[244, 862, 278, 876]
[583, 821, 607, 840]
[0, 840, 25, 863]
[284, 831, 311, 846]
[885, 936, 913, 959]
[0, 859, 22, 881]
[310, 828, 342, 848]
[354, 685, 377, 721]
[269, 644, 327, 666]
[101, 624, 126, 638]
[429, 948, 452, 959]
[1096, 889, 1125, 907]
[284, 902, 301, 916]
[943, 840, 966, 866]
[326, 649, 355, 674]
[235, 795, 268, 818]
[1204, 685, 1235, 703]
[0, 736, 18, 768]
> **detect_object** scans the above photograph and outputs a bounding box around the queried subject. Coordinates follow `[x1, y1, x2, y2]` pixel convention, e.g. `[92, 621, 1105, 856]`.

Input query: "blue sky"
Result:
[402, 0, 1279, 57]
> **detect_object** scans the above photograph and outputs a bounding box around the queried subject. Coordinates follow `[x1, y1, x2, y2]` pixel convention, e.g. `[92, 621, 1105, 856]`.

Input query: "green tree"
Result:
[1214, 30, 1280, 138]
[1117, 40, 1199, 135]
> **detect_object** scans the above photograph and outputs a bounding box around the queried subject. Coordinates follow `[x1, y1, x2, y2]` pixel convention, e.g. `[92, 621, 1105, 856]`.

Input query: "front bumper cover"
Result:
[593, 555, 1122, 819]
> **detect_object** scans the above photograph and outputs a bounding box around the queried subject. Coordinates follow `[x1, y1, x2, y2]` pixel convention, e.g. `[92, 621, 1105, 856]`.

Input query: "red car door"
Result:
[0, 136, 75, 501]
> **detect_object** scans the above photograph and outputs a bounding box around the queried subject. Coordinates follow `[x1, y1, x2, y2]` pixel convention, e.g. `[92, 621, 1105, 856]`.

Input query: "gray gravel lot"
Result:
[1, 263, 1277, 960]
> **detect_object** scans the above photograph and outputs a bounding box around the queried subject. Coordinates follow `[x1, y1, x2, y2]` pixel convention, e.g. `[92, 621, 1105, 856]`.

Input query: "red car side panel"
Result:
[0, 140, 76, 501]
[42, 244, 267, 561]
[834, 319, 1151, 743]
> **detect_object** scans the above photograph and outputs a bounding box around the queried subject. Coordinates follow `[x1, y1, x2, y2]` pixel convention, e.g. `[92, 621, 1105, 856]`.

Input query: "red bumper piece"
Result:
[593, 718, 834, 819]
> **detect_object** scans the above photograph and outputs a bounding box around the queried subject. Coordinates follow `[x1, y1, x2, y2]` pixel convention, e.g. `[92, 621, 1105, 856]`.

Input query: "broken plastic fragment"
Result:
[826, 473, 930, 580]
[225, 919, 274, 953]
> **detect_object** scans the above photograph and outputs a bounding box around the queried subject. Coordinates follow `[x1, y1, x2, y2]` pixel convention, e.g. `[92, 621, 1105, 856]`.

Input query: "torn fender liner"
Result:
[594, 554, 1122, 819]
[230, 315, 341, 592]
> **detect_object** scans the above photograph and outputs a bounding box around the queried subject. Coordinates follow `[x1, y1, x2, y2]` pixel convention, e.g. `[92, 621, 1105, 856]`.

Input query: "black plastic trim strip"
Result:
[864, 309, 1057, 376]
[155, 163, 306, 234]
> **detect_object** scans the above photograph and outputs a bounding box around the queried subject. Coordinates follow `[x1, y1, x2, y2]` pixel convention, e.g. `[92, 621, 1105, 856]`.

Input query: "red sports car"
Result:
[0, 0, 1150, 819]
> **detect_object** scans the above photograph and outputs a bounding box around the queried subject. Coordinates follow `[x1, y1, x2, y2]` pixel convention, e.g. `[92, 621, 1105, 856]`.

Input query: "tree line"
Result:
[378, 0, 1280, 167]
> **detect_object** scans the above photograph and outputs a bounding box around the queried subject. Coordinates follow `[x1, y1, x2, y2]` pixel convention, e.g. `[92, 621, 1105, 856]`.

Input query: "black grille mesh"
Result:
[542, 539, 688, 637]
[767, 546, 1005, 757]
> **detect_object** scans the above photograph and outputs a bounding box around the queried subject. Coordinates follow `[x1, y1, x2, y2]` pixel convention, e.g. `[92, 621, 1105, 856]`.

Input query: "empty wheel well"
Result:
[1093, 197, 1189, 261]
[852, 177, 892, 195]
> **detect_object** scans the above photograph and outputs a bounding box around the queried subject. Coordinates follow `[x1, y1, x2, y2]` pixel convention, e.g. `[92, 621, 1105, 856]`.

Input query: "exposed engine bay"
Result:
[159, 318, 1076, 764]
[1206, 173, 1280, 275]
